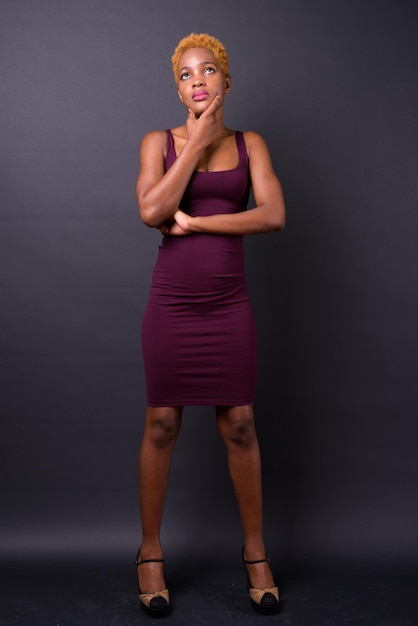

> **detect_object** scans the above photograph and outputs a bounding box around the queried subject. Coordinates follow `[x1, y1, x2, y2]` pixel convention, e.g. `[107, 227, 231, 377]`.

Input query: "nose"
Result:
[192, 72, 205, 87]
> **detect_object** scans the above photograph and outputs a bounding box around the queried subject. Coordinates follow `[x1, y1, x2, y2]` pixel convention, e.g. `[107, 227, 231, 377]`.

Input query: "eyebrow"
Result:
[178, 61, 218, 73]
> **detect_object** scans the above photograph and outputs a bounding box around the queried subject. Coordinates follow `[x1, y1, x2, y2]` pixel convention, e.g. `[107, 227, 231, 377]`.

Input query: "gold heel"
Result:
[134, 550, 170, 617]
[242, 546, 279, 614]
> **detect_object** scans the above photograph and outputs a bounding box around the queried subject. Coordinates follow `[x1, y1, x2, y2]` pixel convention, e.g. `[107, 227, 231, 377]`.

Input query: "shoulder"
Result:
[242, 132, 276, 176]
[242, 131, 270, 155]
[138, 130, 169, 164]
[140, 129, 167, 150]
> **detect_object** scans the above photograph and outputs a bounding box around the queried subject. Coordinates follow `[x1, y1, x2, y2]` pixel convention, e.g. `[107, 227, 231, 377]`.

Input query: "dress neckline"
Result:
[167, 129, 243, 174]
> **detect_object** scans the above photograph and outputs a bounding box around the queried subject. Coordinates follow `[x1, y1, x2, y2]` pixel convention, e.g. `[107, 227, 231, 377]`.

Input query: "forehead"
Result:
[178, 47, 218, 68]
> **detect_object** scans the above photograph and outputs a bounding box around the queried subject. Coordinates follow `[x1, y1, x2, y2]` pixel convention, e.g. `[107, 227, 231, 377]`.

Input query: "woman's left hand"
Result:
[173, 209, 193, 234]
[158, 213, 190, 236]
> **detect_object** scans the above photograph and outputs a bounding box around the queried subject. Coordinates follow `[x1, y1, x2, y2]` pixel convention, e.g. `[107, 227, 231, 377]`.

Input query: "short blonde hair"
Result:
[171, 33, 229, 82]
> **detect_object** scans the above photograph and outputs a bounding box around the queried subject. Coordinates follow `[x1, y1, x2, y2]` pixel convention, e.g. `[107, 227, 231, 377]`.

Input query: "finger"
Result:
[207, 94, 221, 111]
[187, 107, 197, 120]
[199, 95, 221, 119]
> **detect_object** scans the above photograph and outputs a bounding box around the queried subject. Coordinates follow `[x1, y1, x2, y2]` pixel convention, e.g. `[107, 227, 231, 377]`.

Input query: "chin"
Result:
[191, 100, 212, 114]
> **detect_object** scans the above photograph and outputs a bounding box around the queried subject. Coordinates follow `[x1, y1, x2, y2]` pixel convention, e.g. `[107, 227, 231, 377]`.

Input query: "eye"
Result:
[180, 72, 191, 80]
[204, 66, 215, 74]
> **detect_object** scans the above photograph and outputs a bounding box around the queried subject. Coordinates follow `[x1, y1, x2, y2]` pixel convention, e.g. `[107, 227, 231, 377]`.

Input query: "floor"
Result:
[1, 553, 417, 625]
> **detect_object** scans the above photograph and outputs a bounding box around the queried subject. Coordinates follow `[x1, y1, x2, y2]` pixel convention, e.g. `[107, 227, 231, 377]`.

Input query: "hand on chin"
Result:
[189, 100, 208, 118]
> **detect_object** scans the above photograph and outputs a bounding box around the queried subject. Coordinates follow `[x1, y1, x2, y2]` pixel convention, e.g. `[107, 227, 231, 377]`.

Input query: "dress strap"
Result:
[235, 131, 249, 168]
[165, 129, 176, 170]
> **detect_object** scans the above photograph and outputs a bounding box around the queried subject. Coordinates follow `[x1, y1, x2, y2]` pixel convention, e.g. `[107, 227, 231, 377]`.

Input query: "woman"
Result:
[135, 33, 285, 617]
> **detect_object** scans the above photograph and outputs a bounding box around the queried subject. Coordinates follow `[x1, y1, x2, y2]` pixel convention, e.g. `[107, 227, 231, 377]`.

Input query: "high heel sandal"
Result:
[242, 546, 279, 615]
[133, 549, 170, 618]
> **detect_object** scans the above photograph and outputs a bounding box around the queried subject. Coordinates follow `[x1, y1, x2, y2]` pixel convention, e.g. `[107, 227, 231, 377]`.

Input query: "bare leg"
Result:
[216, 404, 275, 590]
[137, 405, 183, 593]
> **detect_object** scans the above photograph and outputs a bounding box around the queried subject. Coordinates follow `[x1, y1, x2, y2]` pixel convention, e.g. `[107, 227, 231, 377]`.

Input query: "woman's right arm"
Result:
[136, 96, 221, 228]
[135, 130, 198, 228]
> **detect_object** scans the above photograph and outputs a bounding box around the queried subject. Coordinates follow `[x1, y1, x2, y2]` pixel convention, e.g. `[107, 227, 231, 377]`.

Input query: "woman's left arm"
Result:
[173, 131, 285, 235]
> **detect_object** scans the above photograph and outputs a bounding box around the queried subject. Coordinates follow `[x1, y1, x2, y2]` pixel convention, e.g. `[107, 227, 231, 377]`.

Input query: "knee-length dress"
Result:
[141, 129, 257, 406]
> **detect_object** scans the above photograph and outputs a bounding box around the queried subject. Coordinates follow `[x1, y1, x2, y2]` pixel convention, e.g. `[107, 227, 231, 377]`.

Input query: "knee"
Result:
[217, 406, 257, 447]
[145, 407, 182, 449]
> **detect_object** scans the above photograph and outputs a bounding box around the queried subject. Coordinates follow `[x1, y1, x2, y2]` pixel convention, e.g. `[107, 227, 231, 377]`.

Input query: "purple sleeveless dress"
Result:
[141, 129, 257, 406]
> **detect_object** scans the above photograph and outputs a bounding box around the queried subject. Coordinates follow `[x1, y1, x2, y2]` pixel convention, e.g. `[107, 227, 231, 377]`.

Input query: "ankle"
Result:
[139, 539, 163, 560]
[243, 542, 267, 561]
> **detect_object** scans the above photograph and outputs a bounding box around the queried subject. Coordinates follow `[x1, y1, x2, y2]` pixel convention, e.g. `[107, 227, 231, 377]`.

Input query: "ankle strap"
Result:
[133, 558, 164, 566]
[244, 556, 269, 565]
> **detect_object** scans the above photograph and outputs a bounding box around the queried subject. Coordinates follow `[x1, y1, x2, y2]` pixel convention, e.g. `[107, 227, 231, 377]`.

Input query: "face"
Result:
[176, 47, 231, 114]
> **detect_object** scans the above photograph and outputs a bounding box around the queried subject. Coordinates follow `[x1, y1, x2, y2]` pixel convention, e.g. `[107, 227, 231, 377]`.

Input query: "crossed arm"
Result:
[173, 132, 285, 236]
[136, 124, 285, 236]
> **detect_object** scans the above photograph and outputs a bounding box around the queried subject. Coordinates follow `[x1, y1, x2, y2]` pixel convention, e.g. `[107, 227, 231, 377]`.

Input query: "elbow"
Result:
[137, 201, 161, 228]
[274, 201, 286, 231]
[267, 207, 286, 232]
[257, 201, 285, 233]
[141, 212, 160, 228]
[273, 214, 285, 231]
[137, 193, 174, 228]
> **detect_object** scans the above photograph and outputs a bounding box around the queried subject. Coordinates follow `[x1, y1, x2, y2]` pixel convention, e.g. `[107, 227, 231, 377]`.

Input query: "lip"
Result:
[192, 91, 209, 101]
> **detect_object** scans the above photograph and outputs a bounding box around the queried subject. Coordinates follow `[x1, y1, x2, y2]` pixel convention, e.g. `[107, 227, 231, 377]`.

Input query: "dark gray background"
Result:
[1, 0, 417, 569]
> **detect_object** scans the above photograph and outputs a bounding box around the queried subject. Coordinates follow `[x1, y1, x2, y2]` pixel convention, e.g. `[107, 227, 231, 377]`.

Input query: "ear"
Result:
[225, 75, 231, 93]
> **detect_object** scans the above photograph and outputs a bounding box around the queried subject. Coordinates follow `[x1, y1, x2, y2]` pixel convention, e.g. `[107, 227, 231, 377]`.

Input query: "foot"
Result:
[243, 546, 279, 614]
